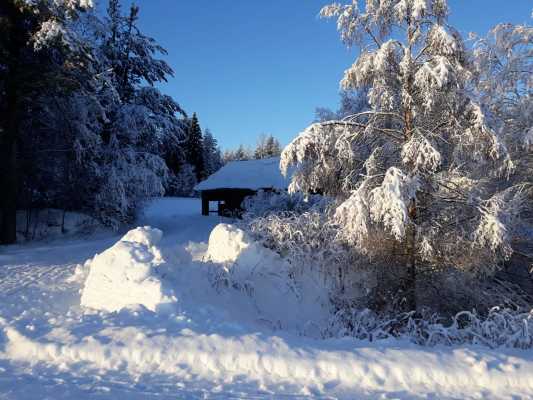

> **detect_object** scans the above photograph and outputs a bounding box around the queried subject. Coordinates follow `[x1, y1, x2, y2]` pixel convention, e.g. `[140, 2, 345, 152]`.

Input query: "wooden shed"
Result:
[194, 157, 290, 216]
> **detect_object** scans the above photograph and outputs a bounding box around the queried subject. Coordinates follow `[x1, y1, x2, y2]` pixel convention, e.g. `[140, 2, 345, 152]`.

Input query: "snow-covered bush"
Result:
[324, 306, 533, 349]
[93, 145, 168, 229]
[165, 163, 197, 197]
[205, 223, 332, 332]
[241, 193, 377, 310]
[242, 190, 328, 218]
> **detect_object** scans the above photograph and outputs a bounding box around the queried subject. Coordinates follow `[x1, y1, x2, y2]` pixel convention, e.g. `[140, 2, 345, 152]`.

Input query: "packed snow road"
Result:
[0, 198, 532, 399]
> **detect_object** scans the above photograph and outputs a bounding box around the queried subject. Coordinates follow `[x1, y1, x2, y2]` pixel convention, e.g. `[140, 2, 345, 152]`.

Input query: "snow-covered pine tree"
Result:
[222, 145, 254, 163]
[281, 0, 524, 310]
[88, 2, 187, 224]
[185, 113, 206, 181]
[254, 134, 268, 159]
[203, 128, 222, 176]
[237, 145, 253, 161]
[254, 134, 281, 159]
[0, 0, 93, 243]
[265, 135, 281, 158]
[103, 1, 173, 102]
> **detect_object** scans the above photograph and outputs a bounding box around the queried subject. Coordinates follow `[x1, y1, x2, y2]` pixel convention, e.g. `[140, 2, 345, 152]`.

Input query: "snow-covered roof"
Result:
[195, 157, 290, 191]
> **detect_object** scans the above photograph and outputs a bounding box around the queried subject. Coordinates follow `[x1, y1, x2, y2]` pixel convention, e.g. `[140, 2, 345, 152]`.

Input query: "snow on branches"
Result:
[472, 22, 533, 177]
[333, 167, 420, 245]
[280, 122, 362, 197]
[369, 167, 419, 239]
[401, 133, 441, 172]
[26, 0, 94, 50]
[279, 0, 529, 309]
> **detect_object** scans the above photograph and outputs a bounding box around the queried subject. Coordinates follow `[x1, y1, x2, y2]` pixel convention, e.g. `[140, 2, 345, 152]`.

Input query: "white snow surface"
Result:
[1, 197, 533, 399]
[195, 157, 291, 191]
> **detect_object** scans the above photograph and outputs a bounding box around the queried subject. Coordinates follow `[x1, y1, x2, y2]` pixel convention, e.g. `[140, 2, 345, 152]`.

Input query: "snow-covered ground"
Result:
[1, 197, 532, 399]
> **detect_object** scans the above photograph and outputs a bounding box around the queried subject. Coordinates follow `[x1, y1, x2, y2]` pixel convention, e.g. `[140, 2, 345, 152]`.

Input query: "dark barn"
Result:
[195, 157, 290, 216]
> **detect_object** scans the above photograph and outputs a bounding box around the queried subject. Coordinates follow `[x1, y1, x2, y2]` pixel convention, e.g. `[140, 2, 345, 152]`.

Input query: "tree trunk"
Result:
[0, 75, 19, 244]
[0, 2, 27, 244]
[405, 200, 417, 311]
[403, 57, 417, 310]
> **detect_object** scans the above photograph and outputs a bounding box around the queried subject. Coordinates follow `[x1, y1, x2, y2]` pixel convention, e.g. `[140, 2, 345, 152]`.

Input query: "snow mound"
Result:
[207, 223, 267, 266]
[80, 226, 176, 313]
[206, 223, 287, 282]
[206, 224, 331, 333]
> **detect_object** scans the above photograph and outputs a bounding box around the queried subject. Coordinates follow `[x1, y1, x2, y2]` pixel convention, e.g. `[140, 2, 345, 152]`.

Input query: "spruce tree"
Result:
[265, 135, 281, 158]
[254, 134, 281, 159]
[203, 128, 222, 176]
[0, 0, 92, 243]
[7, 1, 187, 233]
[185, 113, 205, 181]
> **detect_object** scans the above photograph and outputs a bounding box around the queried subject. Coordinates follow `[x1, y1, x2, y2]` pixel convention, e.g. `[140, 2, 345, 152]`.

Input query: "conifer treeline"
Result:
[0, 1, 222, 242]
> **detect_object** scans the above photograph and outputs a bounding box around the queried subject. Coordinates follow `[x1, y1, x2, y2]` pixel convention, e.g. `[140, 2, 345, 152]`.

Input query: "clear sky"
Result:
[119, 0, 531, 150]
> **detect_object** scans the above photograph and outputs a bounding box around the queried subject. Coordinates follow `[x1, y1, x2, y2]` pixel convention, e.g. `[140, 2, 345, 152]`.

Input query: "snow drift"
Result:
[205, 223, 331, 334]
[4, 323, 533, 400]
[80, 226, 176, 313]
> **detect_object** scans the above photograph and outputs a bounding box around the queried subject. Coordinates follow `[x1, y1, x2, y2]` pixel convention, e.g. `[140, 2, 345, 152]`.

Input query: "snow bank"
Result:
[205, 223, 331, 334]
[80, 226, 176, 313]
[4, 323, 533, 399]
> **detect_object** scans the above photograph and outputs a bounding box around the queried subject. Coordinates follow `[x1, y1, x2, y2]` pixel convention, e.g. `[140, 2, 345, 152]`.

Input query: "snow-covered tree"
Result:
[85, 2, 186, 224]
[315, 89, 370, 122]
[184, 113, 205, 181]
[473, 22, 533, 180]
[103, 1, 173, 102]
[8, 1, 189, 232]
[472, 22, 533, 283]
[281, 0, 524, 310]
[168, 163, 197, 197]
[0, 0, 93, 243]
[203, 128, 223, 176]
[223, 145, 254, 163]
[254, 134, 282, 159]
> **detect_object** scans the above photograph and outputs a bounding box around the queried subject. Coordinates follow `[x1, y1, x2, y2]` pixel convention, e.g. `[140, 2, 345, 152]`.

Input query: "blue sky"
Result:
[120, 0, 531, 150]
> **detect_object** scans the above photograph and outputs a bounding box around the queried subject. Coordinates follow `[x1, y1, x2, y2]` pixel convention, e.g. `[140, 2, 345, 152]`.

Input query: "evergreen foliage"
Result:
[203, 128, 223, 176]
[223, 145, 254, 163]
[0, 0, 94, 243]
[254, 134, 281, 159]
[0, 0, 221, 238]
[184, 113, 205, 182]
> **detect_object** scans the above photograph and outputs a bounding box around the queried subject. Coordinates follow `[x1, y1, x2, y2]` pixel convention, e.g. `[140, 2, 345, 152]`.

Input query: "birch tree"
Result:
[281, 0, 524, 309]
[473, 22, 533, 182]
